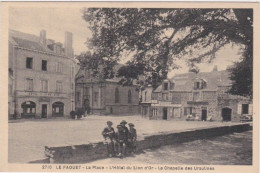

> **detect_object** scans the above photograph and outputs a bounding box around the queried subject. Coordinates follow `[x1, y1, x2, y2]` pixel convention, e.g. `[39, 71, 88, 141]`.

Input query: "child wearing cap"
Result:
[115, 124, 128, 157]
[102, 121, 116, 157]
[128, 123, 137, 153]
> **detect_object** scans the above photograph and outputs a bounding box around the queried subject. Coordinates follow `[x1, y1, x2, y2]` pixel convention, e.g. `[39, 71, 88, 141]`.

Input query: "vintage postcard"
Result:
[0, 1, 259, 173]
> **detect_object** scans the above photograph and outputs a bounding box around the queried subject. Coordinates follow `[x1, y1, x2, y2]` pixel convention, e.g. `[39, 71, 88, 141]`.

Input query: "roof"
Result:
[12, 37, 46, 52]
[154, 70, 232, 92]
[9, 29, 65, 55]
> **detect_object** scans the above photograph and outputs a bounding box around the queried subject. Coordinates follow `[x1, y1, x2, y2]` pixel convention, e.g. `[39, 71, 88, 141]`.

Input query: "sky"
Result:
[9, 7, 243, 77]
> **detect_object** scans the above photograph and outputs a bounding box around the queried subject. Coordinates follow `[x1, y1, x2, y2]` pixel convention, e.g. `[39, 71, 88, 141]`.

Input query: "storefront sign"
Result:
[39, 97, 51, 102]
[28, 92, 60, 97]
[152, 101, 181, 107]
[17, 91, 68, 98]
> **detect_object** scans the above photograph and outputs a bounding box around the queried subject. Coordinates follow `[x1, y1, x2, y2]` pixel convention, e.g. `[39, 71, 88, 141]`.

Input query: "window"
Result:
[56, 62, 63, 73]
[22, 101, 36, 114]
[26, 57, 33, 69]
[152, 108, 158, 116]
[164, 82, 168, 90]
[76, 92, 80, 101]
[26, 78, 33, 91]
[42, 60, 47, 71]
[184, 107, 193, 116]
[115, 88, 119, 103]
[162, 93, 168, 101]
[41, 80, 48, 92]
[194, 80, 207, 90]
[128, 90, 132, 103]
[173, 108, 181, 117]
[194, 82, 200, 89]
[242, 104, 249, 114]
[193, 92, 200, 101]
[94, 92, 99, 102]
[56, 81, 62, 92]
[202, 80, 207, 89]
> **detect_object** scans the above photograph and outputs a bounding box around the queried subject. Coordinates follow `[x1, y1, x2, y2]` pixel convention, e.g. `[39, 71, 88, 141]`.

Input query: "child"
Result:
[102, 121, 116, 157]
[128, 123, 137, 153]
[115, 124, 127, 157]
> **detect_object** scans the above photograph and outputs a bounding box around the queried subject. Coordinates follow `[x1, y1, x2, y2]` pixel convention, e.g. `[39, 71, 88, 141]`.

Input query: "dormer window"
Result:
[163, 82, 168, 90]
[196, 82, 200, 89]
[194, 79, 207, 90]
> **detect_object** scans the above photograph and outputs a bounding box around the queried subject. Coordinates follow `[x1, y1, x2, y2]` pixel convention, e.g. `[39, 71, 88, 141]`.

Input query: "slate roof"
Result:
[12, 37, 46, 52]
[9, 29, 64, 54]
[154, 70, 232, 92]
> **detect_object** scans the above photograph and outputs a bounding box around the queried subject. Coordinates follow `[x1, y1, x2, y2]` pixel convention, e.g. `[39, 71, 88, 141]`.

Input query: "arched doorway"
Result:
[222, 107, 232, 121]
[21, 101, 36, 118]
[52, 102, 64, 117]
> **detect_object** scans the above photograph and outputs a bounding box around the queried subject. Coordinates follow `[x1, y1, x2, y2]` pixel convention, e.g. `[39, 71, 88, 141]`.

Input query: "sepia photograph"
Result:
[0, 2, 259, 173]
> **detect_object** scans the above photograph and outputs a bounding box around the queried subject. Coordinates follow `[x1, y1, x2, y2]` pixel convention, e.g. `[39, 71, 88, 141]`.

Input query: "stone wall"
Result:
[44, 123, 252, 164]
[11, 47, 76, 118]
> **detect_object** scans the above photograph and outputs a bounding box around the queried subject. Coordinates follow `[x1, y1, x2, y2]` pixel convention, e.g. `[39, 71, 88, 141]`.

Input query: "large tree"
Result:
[81, 8, 253, 97]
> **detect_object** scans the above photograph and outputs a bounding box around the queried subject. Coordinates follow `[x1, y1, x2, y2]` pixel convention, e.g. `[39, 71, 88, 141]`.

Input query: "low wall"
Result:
[44, 123, 252, 164]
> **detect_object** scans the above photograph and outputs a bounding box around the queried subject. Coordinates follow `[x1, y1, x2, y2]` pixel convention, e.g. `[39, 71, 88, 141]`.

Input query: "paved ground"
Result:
[91, 131, 252, 165]
[9, 115, 241, 163]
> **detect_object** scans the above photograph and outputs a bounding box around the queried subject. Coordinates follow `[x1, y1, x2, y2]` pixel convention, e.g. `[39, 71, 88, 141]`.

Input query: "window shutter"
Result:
[56, 63, 58, 72]
[189, 93, 192, 101]
[237, 104, 242, 114]
[170, 82, 174, 90]
[249, 104, 253, 115]
[204, 81, 207, 89]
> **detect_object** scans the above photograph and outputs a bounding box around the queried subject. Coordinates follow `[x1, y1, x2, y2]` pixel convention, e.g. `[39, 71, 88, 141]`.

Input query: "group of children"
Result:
[102, 120, 137, 158]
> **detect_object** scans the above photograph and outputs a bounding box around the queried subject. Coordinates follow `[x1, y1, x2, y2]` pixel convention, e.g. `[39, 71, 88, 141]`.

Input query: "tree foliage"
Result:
[81, 8, 253, 97]
[77, 51, 117, 79]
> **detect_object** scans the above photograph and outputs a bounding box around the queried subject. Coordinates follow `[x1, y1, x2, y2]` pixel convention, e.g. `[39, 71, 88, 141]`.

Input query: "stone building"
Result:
[140, 85, 153, 118]
[141, 67, 252, 121]
[8, 68, 14, 119]
[75, 67, 140, 115]
[8, 29, 78, 119]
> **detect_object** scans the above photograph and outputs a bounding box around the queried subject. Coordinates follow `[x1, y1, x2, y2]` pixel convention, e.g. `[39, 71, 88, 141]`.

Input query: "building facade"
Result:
[75, 68, 140, 115]
[140, 85, 153, 118]
[141, 67, 252, 121]
[9, 29, 78, 119]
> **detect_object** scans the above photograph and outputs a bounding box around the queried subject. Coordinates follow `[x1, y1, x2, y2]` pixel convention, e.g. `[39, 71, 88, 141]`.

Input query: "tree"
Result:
[82, 8, 253, 97]
[76, 51, 117, 79]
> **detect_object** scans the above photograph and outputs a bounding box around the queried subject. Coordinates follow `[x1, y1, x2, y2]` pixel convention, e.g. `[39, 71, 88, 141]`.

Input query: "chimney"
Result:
[212, 65, 218, 72]
[65, 31, 73, 58]
[40, 30, 46, 47]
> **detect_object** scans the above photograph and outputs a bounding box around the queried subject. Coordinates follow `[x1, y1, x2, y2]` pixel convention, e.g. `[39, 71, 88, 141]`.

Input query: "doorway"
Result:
[163, 108, 167, 120]
[84, 99, 90, 114]
[222, 108, 232, 121]
[41, 104, 47, 118]
[201, 108, 207, 121]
